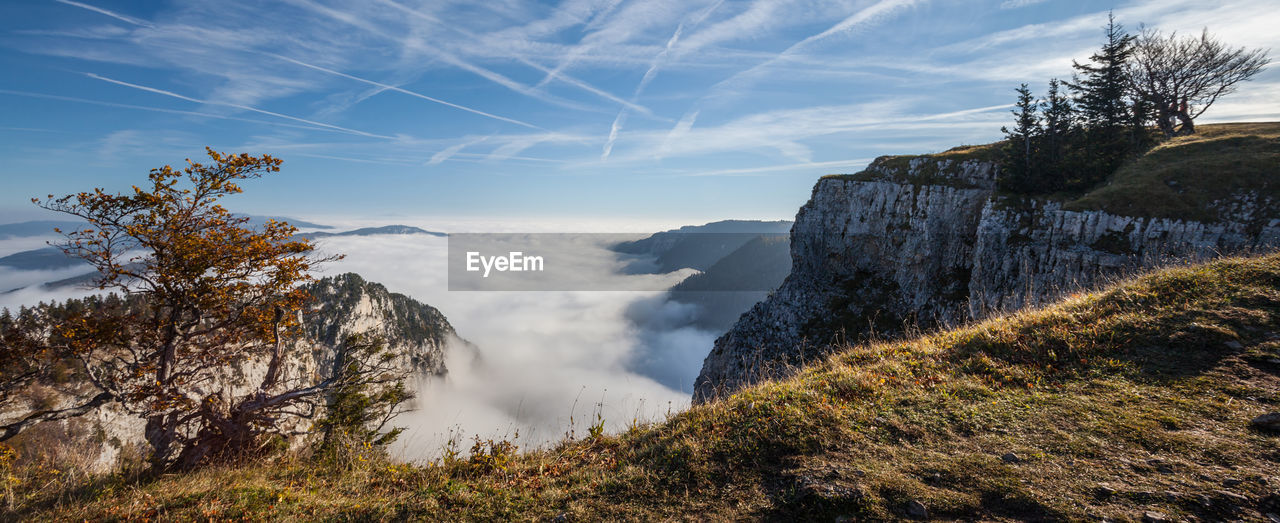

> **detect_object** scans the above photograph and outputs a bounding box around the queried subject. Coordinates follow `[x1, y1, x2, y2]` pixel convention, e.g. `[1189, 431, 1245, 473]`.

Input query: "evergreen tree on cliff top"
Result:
[1000, 84, 1041, 193]
[1066, 13, 1138, 190]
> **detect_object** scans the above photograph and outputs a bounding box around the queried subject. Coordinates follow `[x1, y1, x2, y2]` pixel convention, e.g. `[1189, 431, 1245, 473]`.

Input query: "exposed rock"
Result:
[695, 155, 1280, 401]
[1252, 413, 1280, 433]
[1001, 452, 1022, 463]
[794, 477, 861, 503]
[302, 272, 465, 376]
[906, 499, 929, 519]
[1142, 511, 1172, 523]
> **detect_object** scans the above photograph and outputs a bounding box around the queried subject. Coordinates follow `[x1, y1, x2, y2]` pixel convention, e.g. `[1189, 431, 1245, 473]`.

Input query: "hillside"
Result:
[669, 234, 793, 331]
[1067, 122, 1280, 222]
[13, 253, 1280, 521]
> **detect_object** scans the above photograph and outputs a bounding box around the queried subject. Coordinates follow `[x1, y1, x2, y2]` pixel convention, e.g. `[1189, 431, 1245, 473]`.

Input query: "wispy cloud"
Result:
[0, 89, 359, 134]
[375, 0, 656, 117]
[1000, 0, 1047, 9]
[265, 53, 544, 130]
[84, 73, 392, 139]
[708, 0, 927, 94]
[53, 0, 153, 28]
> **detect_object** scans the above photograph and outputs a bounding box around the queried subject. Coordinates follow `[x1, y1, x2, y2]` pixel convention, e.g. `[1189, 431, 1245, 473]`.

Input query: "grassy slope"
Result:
[1065, 122, 1280, 222]
[14, 252, 1280, 521]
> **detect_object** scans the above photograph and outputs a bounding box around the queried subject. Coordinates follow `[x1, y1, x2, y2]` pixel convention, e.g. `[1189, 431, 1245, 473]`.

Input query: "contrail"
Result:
[53, 0, 153, 28]
[264, 53, 544, 130]
[83, 73, 393, 139]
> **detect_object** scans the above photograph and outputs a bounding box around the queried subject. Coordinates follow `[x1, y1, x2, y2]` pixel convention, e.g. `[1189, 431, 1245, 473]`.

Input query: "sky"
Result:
[1, 0, 1278, 226]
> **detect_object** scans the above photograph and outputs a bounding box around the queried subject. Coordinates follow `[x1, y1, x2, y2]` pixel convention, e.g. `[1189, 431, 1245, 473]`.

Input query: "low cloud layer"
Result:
[0, 226, 721, 462]
[313, 233, 715, 461]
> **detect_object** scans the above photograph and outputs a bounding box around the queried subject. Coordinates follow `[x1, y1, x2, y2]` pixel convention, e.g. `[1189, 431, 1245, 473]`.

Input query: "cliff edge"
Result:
[695, 122, 1280, 402]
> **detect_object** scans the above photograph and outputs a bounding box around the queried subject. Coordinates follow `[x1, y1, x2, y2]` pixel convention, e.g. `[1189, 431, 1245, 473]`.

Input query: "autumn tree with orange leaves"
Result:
[0, 149, 408, 472]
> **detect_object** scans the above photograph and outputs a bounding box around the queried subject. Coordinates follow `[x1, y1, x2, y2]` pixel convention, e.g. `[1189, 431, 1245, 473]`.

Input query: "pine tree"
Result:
[1066, 13, 1136, 190]
[1037, 78, 1075, 193]
[1000, 84, 1041, 193]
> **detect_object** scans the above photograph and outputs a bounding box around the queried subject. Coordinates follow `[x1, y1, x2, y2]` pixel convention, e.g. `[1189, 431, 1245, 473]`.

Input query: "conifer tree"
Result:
[1067, 13, 1136, 189]
[1000, 84, 1041, 193]
[1037, 78, 1075, 193]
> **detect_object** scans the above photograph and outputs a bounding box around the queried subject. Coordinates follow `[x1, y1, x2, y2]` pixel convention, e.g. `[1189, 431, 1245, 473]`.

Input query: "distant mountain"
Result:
[297, 225, 446, 240]
[618, 220, 793, 336]
[244, 215, 334, 230]
[0, 216, 332, 239]
[0, 247, 84, 271]
[0, 221, 86, 239]
[668, 235, 792, 331]
[614, 220, 791, 274]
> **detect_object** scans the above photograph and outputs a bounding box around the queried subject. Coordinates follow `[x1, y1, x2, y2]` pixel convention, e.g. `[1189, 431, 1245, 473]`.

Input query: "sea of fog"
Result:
[0, 218, 724, 462]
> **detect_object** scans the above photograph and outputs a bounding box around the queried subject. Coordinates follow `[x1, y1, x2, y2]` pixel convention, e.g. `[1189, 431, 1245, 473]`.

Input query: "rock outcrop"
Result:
[302, 273, 459, 376]
[694, 154, 1280, 402]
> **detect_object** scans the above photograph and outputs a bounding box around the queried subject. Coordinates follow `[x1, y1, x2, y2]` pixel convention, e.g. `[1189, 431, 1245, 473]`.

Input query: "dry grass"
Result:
[1065, 121, 1280, 221]
[7, 253, 1280, 521]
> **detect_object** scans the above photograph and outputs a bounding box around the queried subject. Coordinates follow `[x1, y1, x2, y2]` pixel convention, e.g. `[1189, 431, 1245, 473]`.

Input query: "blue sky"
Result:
[1, 0, 1277, 226]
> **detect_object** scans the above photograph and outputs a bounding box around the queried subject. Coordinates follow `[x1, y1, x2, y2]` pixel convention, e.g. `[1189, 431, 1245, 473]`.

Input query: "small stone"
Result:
[1095, 485, 1117, 498]
[1224, 478, 1244, 487]
[906, 499, 929, 519]
[1267, 358, 1280, 364]
[1002, 452, 1022, 463]
[1215, 489, 1250, 507]
[1225, 340, 1244, 350]
[1142, 511, 1172, 523]
[1264, 513, 1280, 523]
[1252, 413, 1280, 433]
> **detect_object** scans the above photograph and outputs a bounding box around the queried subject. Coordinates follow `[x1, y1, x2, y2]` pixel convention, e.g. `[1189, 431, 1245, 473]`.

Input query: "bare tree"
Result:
[1128, 27, 1269, 137]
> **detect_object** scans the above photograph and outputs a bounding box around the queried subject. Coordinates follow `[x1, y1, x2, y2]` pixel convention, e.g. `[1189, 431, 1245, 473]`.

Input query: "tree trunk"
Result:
[144, 412, 178, 473]
[1174, 110, 1195, 135]
[1154, 107, 1177, 138]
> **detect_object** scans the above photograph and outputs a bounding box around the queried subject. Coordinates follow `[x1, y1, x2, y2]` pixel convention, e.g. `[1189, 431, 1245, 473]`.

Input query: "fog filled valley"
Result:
[320, 227, 706, 458]
[0, 217, 787, 461]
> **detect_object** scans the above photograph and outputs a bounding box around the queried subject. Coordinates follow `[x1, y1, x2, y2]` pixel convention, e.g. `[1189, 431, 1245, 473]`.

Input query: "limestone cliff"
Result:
[695, 147, 1280, 402]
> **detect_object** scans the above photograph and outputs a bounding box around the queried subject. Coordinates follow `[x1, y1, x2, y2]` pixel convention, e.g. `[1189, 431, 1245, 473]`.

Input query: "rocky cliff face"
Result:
[303, 273, 458, 376]
[694, 155, 1280, 402]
